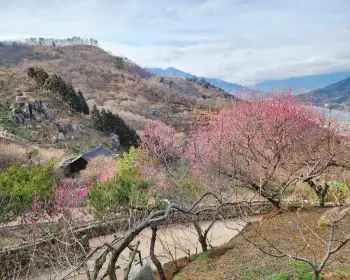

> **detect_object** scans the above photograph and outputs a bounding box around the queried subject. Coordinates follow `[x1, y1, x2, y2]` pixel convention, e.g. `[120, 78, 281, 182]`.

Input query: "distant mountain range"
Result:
[148, 67, 350, 97]
[147, 67, 247, 93]
[253, 71, 350, 93]
[299, 76, 350, 112]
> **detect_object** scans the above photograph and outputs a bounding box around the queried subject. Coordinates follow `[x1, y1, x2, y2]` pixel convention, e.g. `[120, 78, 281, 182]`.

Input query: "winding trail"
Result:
[34, 216, 260, 280]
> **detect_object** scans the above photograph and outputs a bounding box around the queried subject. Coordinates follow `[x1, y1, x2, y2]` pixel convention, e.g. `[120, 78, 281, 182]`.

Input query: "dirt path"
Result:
[33, 217, 260, 280]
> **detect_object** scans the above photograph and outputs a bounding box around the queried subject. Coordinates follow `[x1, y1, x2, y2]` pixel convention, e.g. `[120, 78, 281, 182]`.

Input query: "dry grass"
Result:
[38, 147, 66, 163]
[78, 156, 118, 185]
[174, 207, 350, 280]
[0, 139, 28, 170]
[9, 45, 228, 131]
[0, 44, 231, 164]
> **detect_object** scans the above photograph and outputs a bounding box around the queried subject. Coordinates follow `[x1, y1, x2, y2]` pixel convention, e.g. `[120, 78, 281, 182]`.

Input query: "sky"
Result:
[1, 0, 350, 84]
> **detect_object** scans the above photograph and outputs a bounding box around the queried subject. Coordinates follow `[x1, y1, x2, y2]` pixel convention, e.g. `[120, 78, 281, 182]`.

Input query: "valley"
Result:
[0, 37, 350, 280]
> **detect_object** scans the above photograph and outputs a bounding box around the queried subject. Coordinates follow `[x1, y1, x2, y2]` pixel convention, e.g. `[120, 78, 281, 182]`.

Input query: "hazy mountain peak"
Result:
[148, 67, 247, 93]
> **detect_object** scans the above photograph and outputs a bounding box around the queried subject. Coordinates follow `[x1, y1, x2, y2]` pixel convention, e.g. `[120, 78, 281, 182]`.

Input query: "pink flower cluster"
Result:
[99, 164, 117, 183]
[27, 193, 41, 227]
[52, 180, 90, 214]
[27, 180, 91, 226]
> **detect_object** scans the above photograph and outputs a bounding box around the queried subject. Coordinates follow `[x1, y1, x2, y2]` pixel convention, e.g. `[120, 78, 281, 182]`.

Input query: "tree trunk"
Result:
[305, 180, 329, 207]
[319, 183, 329, 207]
[150, 226, 166, 280]
[319, 194, 326, 207]
[193, 219, 208, 252]
[266, 198, 281, 211]
[314, 270, 320, 280]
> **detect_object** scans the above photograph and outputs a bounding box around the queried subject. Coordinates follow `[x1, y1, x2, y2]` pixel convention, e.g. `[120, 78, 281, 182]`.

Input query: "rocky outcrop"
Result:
[128, 261, 155, 280]
[56, 123, 85, 140]
[317, 207, 350, 227]
[109, 133, 120, 150]
[12, 100, 56, 124]
[58, 132, 65, 141]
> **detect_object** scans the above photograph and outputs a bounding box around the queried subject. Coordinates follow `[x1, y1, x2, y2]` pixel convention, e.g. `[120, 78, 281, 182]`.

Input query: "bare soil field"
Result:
[171, 207, 350, 280]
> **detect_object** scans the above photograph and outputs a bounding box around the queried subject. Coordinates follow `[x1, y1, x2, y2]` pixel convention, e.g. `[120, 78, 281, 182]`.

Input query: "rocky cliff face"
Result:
[12, 100, 56, 124]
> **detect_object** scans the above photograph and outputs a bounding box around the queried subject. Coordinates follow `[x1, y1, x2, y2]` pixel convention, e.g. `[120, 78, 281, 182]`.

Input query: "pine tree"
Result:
[65, 84, 76, 104]
[27, 67, 36, 79]
[35, 68, 49, 87]
[77, 90, 89, 115]
[113, 56, 124, 69]
[91, 107, 138, 147]
[91, 105, 100, 128]
[27, 67, 49, 88]
[26, 68, 89, 114]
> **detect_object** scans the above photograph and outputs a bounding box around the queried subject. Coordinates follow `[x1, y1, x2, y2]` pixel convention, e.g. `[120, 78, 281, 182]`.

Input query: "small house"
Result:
[56, 145, 113, 177]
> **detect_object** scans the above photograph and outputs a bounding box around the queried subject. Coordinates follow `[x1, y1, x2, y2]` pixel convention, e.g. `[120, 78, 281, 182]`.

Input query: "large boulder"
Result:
[12, 111, 25, 124]
[128, 261, 155, 280]
[317, 207, 350, 227]
[58, 132, 65, 141]
[109, 133, 120, 150]
[21, 103, 32, 118]
[13, 100, 56, 124]
[56, 123, 85, 140]
[32, 110, 45, 122]
[32, 101, 55, 120]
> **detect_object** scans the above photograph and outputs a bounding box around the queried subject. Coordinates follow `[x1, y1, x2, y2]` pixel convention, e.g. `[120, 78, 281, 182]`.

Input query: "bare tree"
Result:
[150, 225, 166, 280]
[239, 207, 350, 280]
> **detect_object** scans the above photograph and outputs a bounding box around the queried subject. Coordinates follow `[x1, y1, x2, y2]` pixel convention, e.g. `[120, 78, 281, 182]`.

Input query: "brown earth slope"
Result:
[0, 43, 230, 159]
[173, 207, 350, 280]
[2, 44, 230, 130]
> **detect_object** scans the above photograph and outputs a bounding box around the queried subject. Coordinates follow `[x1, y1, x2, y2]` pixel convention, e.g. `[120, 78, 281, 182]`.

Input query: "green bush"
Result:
[113, 56, 124, 69]
[0, 162, 54, 221]
[326, 181, 349, 205]
[269, 273, 292, 280]
[179, 174, 204, 200]
[194, 249, 212, 261]
[288, 261, 321, 280]
[89, 148, 149, 216]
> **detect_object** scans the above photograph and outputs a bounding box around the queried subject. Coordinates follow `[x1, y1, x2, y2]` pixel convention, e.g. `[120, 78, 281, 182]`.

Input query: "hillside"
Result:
[253, 71, 350, 93]
[148, 67, 247, 94]
[299, 76, 350, 111]
[0, 44, 231, 160]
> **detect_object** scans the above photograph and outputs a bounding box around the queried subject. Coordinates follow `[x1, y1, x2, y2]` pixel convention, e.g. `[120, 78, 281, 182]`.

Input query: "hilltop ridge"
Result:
[0, 43, 231, 160]
[299, 76, 350, 111]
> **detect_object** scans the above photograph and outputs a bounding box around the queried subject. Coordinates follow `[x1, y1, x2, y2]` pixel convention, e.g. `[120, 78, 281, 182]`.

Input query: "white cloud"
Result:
[1, 0, 350, 84]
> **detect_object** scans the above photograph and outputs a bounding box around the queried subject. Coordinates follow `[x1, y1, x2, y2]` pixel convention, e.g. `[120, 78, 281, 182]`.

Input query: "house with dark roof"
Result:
[57, 145, 113, 175]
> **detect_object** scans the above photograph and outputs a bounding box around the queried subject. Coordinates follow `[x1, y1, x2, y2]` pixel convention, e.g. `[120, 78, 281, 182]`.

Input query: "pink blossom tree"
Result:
[187, 92, 348, 208]
[138, 121, 189, 198]
[26, 179, 90, 226]
[139, 120, 183, 162]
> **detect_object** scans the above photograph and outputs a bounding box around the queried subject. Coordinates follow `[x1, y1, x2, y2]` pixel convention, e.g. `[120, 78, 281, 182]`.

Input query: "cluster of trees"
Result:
[186, 75, 212, 89]
[27, 67, 89, 114]
[91, 105, 139, 147]
[1, 92, 349, 280]
[24, 36, 99, 47]
[140, 93, 350, 209]
[113, 56, 124, 69]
